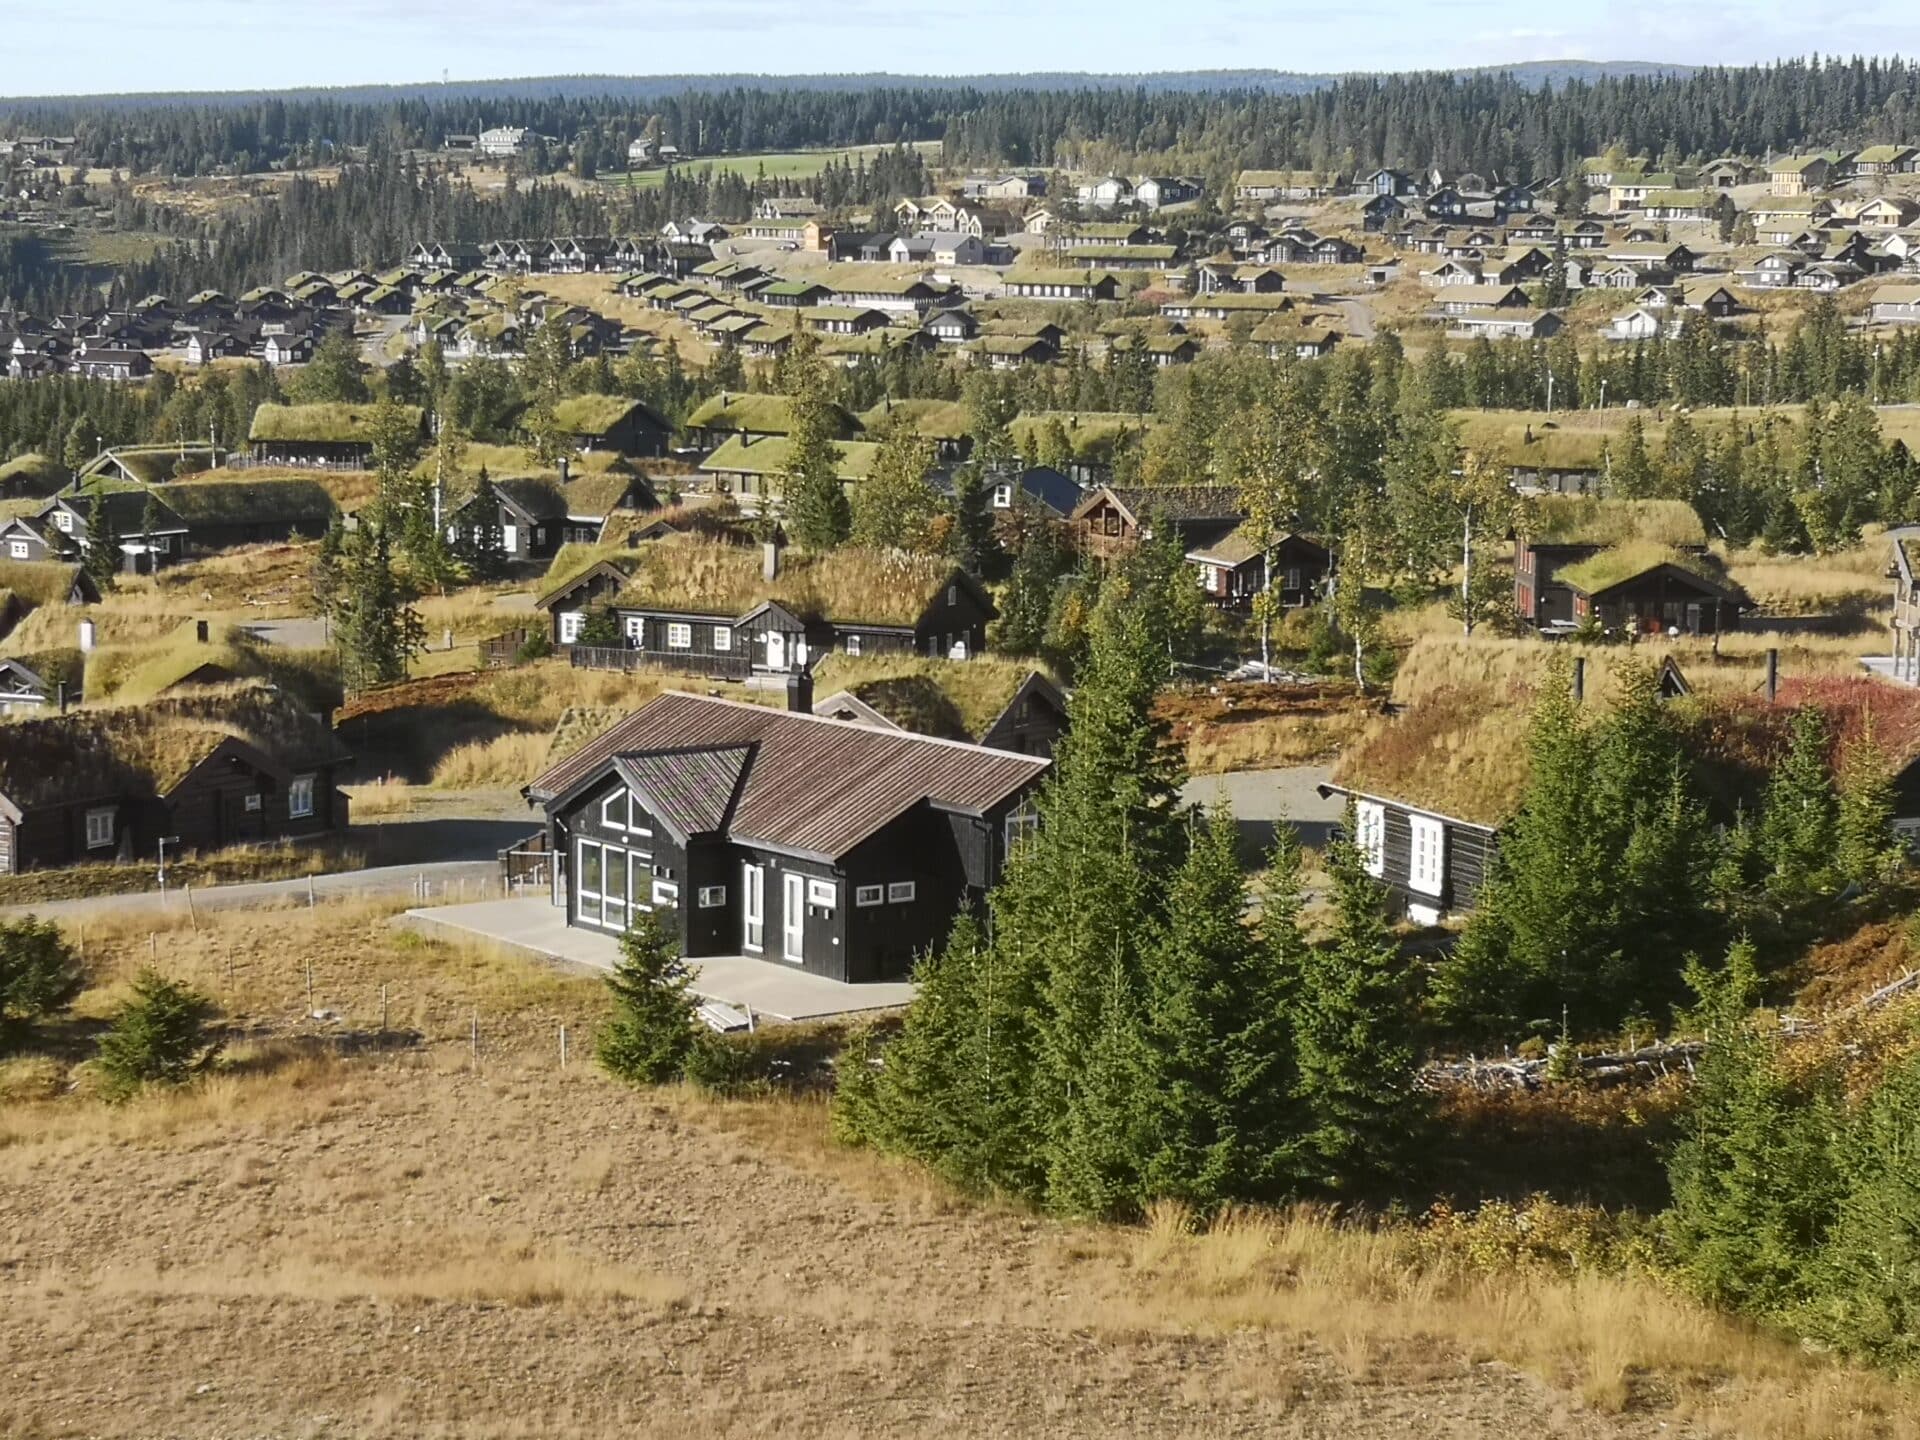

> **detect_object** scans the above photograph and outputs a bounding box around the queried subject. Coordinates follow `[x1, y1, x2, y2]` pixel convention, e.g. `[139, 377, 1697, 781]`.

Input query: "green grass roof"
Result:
[0, 559, 84, 608]
[684, 392, 862, 439]
[150, 478, 338, 527]
[1526, 497, 1707, 548]
[859, 399, 972, 441]
[699, 435, 880, 483]
[249, 403, 425, 445]
[550, 394, 667, 438]
[603, 537, 960, 627]
[0, 453, 69, 495]
[1557, 543, 1727, 596]
[1004, 268, 1117, 289]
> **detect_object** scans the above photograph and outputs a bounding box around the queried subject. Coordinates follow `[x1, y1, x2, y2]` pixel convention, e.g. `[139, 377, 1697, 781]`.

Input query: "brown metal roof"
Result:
[530, 692, 1049, 860]
[616, 744, 751, 838]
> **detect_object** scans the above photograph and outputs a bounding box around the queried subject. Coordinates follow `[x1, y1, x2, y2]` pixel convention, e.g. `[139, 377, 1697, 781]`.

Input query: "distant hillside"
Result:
[0, 62, 1696, 112]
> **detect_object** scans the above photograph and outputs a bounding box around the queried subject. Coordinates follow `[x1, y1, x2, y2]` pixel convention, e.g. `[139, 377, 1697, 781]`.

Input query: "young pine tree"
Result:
[779, 331, 851, 550]
[1758, 704, 1841, 904]
[1665, 940, 1841, 1318]
[83, 489, 119, 594]
[96, 969, 221, 1102]
[1290, 824, 1423, 1194]
[0, 915, 84, 1049]
[595, 911, 697, 1085]
[1834, 735, 1901, 890]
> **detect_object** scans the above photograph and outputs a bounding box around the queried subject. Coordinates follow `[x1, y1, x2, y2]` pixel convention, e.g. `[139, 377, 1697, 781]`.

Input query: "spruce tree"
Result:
[1138, 805, 1297, 1210]
[458, 467, 510, 581]
[0, 915, 84, 1049]
[595, 912, 697, 1085]
[779, 329, 850, 550]
[1835, 736, 1901, 889]
[96, 970, 221, 1102]
[1759, 704, 1841, 903]
[83, 489, 119, 594]
[1806, 1047, 1920, 1365]
[994, 525, 1072, 657]
[1292, 822, 1423, 1193]
[1666, 941, 1841, 1317]
[334, 528, 423, 692]
[946, 461, 1000, 576]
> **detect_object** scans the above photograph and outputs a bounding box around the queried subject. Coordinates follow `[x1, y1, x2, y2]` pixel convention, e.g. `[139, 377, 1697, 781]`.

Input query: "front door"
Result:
[782, 872, 805, 964]
[765, 631, 786, 670]
[742, 862, 764, 952]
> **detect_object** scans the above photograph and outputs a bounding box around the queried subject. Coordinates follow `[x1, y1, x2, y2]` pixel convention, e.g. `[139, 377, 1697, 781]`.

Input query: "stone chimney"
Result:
[196, 619, 210, 643]
[558, 455, 570, 484]
[762, 536, 783, 582]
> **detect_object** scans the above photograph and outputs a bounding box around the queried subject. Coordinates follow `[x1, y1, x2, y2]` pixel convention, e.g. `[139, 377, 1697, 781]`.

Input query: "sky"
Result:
[5, 0, 1919, 96]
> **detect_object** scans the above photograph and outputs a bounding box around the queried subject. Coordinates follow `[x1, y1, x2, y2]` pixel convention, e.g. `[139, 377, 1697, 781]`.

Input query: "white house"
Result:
[478, 127, 530, 159]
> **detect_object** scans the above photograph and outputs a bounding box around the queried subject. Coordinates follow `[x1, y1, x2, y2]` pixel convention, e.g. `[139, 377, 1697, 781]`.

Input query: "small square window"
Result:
[992, 484, 1013, 508]
[887, 881, 916, 904]
[6, 540, 27, 559]
[806, 877, 837, 908]
[243, 793, 263, 812]
[854, 884, 884, 907]
[698, 885, 727, 908]
[652, 879, 680, 907]
[85, 806, 114, 849]
[713, 625, 732, 651]
[666, 622, 692, 649]
[53, 511, 72, 532]
[558, 611, 583, 644]
[844, 633, 861, 656]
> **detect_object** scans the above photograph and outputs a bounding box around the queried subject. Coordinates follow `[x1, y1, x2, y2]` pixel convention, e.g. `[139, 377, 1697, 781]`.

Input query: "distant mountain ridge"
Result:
[0, 61, 1698, 111]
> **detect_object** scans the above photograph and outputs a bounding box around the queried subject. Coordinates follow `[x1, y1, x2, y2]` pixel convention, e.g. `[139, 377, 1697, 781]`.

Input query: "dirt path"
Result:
[0, 1056, 1686, 1440]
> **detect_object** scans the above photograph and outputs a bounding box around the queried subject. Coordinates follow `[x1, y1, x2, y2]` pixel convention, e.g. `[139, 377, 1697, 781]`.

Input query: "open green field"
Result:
[607, 140, 942, 190]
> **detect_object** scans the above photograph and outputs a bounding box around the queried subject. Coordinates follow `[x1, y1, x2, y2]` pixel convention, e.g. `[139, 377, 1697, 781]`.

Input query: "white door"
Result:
[503, 523, 518, 552]
[782, 872, 805, 963]
[765, 631, 786, 670]
[742, 863, 764, 952]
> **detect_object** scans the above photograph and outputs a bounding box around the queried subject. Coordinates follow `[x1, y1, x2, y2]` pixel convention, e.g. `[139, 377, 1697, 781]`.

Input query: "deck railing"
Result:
[567, 645, 753, 681]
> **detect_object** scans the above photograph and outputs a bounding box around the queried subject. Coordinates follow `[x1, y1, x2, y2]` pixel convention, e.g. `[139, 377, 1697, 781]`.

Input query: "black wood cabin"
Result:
[0, 691, 350, 876]
[1567, 563, 1747, 637]
[539, 558, 997, 673]
[1186, 531, 1330, 608]
[1318, 783, 1499, 923]
[526, 692, 1048, 983]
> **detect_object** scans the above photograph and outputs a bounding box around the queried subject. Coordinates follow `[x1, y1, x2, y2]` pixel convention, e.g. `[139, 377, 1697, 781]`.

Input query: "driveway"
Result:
[1181, 765, 1343, 863]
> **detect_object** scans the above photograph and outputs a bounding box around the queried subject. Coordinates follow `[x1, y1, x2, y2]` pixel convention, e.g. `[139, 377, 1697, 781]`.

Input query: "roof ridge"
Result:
[648, 689, 1053, 761]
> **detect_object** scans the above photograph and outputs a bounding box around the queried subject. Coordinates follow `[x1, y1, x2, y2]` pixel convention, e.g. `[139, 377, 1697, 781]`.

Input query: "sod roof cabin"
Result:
[78, 443, 224, 487]
[683, 392, 864, 448]
[0, 558, 98, 613]
[142, 477, 338, 549]
[448, 468, 659, 563]
[537, 538, 997, 671]
[1072, 483, 1245, 559]
[248, 403, 428, 466]
[548, 394, 672, 458]
[82, 620, 343, 712]
[810, 654, 1069, 758]
[858, 398, 974, 459]
[1515, 497, 1710, 628]
[0, 683, 350, 876]
[699, 435, 883, 493]
[1009, 410, 1158, 475]
[0, 453, 70, 498]
[1555, 543, 1748, 636]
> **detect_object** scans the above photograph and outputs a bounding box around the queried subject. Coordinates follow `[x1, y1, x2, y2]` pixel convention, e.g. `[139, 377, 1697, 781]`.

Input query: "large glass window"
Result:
[1409, 815, 1446, 898]
[1355, 801, 1386, 879]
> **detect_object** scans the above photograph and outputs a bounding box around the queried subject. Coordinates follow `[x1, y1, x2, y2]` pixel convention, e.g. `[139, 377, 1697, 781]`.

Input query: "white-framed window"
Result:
[558, 611, 583, 644]
[7, 540, 27, 559]
[624, 615, 644, 645]
[698, 885, 727, 908]
[651, 879, 680, 908]
[1408, 814, 1446, 898]
[52, 510, 72, 532]
[666, 622, 692, 649]
[1354, 800, 1386, 879]
[243, 792, 263, 812]
[888, 881, 916, 904]
[712, 625, 732, 651]
[854, 884, 884, 907]
[844, 633, 862, 656]
[85, 806, 114, 849]
[806, 877, 837, 908]
[601, 789, 628, 832]
[288, 775, 315, 819]
[992, 484, 1013, 508]
[502, 523, 519, 550]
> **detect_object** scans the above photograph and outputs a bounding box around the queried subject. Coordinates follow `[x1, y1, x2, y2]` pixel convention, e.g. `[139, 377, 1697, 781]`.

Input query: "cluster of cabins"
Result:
[0, 286, 353, 381]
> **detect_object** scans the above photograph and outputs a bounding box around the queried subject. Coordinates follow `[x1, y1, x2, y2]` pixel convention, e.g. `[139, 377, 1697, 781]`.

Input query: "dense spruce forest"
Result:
[4, 57, 1919, 182]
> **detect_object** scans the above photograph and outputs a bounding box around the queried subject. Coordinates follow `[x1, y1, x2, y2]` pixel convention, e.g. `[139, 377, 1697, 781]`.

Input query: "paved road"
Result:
[1181, 765, 1343, 863]
[3, 860, 501, 924]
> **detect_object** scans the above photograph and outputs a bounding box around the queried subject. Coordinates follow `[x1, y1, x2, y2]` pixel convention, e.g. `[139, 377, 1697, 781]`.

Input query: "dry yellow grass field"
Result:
[3, 899, 1918, 1438]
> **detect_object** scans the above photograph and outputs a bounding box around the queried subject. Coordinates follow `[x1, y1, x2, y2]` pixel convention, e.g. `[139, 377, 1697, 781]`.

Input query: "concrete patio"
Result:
[398, 898, 917, 1022]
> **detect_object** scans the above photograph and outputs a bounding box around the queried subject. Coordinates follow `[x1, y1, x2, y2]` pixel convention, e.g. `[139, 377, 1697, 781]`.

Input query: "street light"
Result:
[157, 835, 181, 899]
